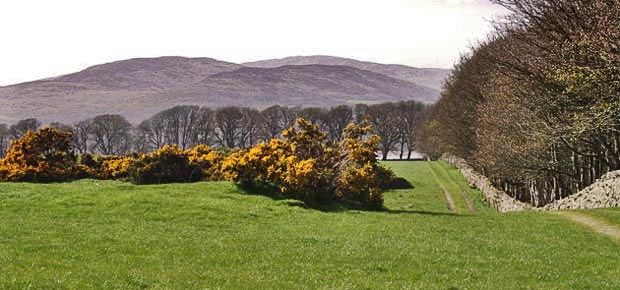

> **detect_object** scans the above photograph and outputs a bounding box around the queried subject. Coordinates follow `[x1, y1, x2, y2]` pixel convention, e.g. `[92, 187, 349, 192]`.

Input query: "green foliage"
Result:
[0, 127, 86, 182]
[186, 144, 225, 180]
[0, 120, 391, 208]
[128, 145, 203, 184]
[221, 118, 389, 208]
[336, 119, 391, 209]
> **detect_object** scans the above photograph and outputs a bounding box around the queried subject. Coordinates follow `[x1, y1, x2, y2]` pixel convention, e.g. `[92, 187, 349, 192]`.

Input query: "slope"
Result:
[243, 55, 451, 91]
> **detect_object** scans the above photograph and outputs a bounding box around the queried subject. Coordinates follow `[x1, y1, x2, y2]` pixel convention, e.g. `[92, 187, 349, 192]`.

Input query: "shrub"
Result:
[128, 145, 202, 184]
[220, 120, 339, 201]
[0, 128, 86, 182]
[185, 144, 224, 180]
[221, 140, 284, 185]
[100, 156, 133, 179]
[278, 119, 338, 200]
[335, 119, 392, 209]
[221, 118, 390, 208]
[76, 154, 133, 180]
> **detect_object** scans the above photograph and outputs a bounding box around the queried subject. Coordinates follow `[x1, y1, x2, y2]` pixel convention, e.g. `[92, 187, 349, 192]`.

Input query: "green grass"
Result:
[436, 161, 495, 214]
[1, 162, 619, 289]
[580, 208, 620, 226]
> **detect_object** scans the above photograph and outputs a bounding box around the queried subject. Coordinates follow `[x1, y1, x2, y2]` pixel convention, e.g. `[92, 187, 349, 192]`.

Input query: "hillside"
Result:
[157, 65, 438, 109]
[0, 56, 444, 124]
[243, 55, 451, 91]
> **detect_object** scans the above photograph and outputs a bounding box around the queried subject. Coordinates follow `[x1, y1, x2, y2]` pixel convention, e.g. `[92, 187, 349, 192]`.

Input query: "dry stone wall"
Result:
[441, 153, 620, 212]
[542, 170, 620, 210]
[441, 154, 531, 212]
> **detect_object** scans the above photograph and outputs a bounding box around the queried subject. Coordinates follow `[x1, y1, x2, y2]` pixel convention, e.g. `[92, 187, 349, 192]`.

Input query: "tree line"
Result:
[417, 0, 620, 206]
[0, 101, 428, 160]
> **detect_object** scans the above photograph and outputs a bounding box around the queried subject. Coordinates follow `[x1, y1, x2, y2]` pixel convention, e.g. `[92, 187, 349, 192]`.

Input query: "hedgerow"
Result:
[0, 120, 392, 208]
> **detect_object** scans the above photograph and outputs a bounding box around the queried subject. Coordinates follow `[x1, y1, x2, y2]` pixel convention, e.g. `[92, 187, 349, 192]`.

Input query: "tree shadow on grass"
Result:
[380, 177, 414, 190]
[383, 209, 460, 217]
[235, 182, 287, 200]
[235, 181, 459, 216]
[235, 182, 377, 212]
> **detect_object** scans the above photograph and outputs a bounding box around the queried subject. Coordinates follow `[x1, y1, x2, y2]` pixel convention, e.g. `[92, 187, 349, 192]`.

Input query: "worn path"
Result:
[436, 162, 477, 213]
[425, 162, 457, 213]
[552, 211, 620, 240]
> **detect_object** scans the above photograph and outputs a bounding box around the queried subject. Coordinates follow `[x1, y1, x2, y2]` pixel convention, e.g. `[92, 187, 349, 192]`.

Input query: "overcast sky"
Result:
[0, 0, 507, 86]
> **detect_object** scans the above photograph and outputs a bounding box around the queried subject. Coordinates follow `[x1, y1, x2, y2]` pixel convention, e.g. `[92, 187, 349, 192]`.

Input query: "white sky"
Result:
[0, 0, 507, 86]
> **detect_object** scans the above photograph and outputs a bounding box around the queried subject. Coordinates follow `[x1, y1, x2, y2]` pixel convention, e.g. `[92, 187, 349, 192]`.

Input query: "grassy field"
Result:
[1, 161, 619, 289]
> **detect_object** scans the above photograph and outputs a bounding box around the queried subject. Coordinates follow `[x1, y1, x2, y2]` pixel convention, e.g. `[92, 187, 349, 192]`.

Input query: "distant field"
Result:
[1, 161, 619, 289]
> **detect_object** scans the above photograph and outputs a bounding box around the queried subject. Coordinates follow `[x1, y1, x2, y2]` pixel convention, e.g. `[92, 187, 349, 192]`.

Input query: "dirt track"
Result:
[552, 211, 620, 240]
[425, 162, 457, 213]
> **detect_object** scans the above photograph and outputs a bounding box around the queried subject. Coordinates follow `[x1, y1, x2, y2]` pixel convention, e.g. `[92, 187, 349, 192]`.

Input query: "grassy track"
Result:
[423, 162, 457, 213]
[1, 162, 620, 289]
[551, 211, 620, 240]
[434, 161, 477, 213]
[583, 208, 620, 226]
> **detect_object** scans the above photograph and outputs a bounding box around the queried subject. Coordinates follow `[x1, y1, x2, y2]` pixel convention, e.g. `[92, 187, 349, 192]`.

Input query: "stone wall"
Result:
[441, 153, 620, 212]
[441, 154, 531, 212]
[542, 170, 620, 210]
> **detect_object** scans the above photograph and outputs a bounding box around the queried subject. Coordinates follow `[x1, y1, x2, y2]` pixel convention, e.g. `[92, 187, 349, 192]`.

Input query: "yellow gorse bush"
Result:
[185, 144, 223, 180]
[0, 119, 391, 208]
[220, 118, 390, 208]
[0, 128, 86, 182]
[100, 156, 133, 179]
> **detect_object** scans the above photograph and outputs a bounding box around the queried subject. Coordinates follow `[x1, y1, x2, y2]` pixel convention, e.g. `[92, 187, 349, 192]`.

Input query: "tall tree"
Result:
[366, 103, 400, 160]
[193, 107, 216, 146]
[323, 105, 353, 141]
[259, 105, 286, 142]
[72, 119, 91, 154]
[394, 100, 426, 159]
[10, 118, 41, 139]
[0, 124, 10, 158]
[215, 106, 243, 148]
[88, 114, 133, 155]
[238, 107, 262, 149]
[161, 105, 201, 150]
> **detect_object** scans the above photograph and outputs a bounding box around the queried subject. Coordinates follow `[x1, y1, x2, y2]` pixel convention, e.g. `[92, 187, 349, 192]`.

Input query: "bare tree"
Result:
[89, 114, 133, 155]
[72, 119, 91, 154]
[10, 118, 41, 139]
[323, 105, 353, 141]
[48, 122, 74, 133]
[259, 105, 286, 142]
[281, 106, 300, 129]
[133, 122, 153, 153]
[354, 104, 370, 123]
[143, 114, 167, 150]
[161, 105, 202, 150]
[394, 100, 426, 159]
[238, 107, 262, 148]
[0, 124, 10, 158]
[193, 107, 216, 146]
[299, 107, 325, 127]
[215, 106, 243, 148]
[367, 103, 400, 160]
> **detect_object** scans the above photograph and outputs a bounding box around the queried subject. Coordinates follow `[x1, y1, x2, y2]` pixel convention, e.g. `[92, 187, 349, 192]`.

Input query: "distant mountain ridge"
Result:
[0, 56, 450, 124]
[243, 55, 451, 91]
